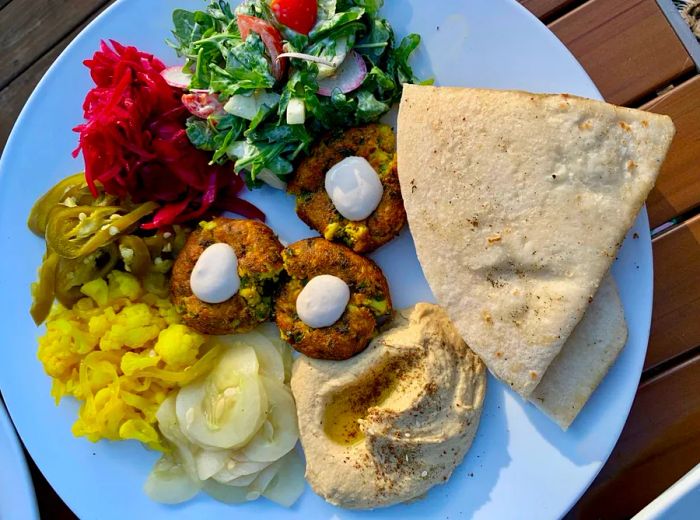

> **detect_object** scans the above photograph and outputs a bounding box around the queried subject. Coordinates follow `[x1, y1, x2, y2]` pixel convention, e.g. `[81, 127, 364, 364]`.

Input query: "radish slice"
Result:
[317, 51, 367, 97]
[182, 93, 225, 119]
[161, 66, 192, 89]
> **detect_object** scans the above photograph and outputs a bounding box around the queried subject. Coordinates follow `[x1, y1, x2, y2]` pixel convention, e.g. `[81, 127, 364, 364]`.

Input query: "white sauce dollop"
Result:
[190, 243, 240, 304]
[296, 275, 350, 329]
[325, 156, 383, 221]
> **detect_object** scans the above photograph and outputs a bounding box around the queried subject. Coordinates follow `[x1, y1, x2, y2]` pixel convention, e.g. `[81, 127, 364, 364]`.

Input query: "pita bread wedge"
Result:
[530, 274, 627, 429]
[397, 85, 674, 397]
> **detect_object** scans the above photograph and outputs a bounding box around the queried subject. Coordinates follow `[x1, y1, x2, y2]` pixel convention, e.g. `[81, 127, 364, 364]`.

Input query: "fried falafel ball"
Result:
[170, 218, 284, 335]
[275, 238, 393, 360]
[288, 124, 406, 254]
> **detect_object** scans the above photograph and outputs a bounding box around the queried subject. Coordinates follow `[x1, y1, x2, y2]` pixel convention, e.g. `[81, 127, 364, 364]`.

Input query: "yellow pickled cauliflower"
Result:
[154, 324, 206, 368]
[37, 271, 222, 451]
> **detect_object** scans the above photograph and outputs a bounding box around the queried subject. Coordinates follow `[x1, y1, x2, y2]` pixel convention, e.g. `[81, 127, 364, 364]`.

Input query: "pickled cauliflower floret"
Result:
[154, 324, 205, 368]
[108, 270, 142, 301]
[80, 278, 109, 307]
[97, 303, 164, 351]
[36, 270, 221, 451]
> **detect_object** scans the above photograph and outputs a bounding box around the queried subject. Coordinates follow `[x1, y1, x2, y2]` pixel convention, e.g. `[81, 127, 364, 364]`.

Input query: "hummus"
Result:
[290, 303, 487, 509]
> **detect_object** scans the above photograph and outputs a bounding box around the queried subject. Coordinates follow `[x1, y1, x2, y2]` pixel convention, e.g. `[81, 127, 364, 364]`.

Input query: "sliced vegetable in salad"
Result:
[166, 0, 425, 188]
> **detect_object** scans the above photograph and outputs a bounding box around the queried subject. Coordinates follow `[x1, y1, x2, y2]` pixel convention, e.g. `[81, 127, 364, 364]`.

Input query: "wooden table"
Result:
[2, 0, 699, 518]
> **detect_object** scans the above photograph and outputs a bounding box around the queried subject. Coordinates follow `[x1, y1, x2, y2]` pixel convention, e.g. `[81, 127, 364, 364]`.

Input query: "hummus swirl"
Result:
[291, 303, 486, 509]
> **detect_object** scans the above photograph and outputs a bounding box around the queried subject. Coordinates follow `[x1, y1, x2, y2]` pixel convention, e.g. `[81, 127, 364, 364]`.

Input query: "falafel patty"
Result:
[171, 218, 284, 335]
[275, 238, 393, 360]
[288, 124, 406, 254]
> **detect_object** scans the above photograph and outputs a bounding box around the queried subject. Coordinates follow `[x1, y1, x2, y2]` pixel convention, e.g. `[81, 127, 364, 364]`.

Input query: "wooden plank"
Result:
[568, 355, 700, 518]
[0, 2, 113, 151]
[549, 0, 695, 106]
[518, 0, 579, 20]
[644, 75, 700, 228]
[644, 214, 700, 370]
[0, 0, 109, 90]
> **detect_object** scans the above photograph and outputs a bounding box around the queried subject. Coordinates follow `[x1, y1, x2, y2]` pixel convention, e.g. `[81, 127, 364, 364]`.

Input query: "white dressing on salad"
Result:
[190, 243, 240, 304]
[296, 275, 350, 328]
[325, 156, 383, 221]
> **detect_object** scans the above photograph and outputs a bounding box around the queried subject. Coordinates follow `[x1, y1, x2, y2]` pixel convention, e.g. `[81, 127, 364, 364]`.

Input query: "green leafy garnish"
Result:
[169, 0, 423, 188]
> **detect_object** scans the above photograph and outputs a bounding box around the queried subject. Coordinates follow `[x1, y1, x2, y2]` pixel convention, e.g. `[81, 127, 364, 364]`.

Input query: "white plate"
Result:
[0, 402, 39, 520]
[0, 1, 652, 519]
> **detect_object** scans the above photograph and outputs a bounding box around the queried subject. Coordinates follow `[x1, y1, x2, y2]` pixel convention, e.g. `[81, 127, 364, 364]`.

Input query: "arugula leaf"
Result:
[206, 34, 276, 94]
[309, 7, 365, 41]
[186, 119, 217, 150]
[353, 0, 384, 15]
[362, 65, 396, 101]
[186, 115, 246, 163]
[356, 89, 389, 123]
[356, 18, 392, 63]
[386, 33, 421, 86]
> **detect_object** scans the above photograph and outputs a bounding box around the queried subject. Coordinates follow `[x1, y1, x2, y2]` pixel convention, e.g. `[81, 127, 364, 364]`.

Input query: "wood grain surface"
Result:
[0, 0, 109, 90]
[518, 0, 579, 20]
[645, 215, 700, 370]
[568, 355, 700, 519]
[0, 4, 111, 148]
[549, 0, 695, 106]
[644, 75, 700, 229]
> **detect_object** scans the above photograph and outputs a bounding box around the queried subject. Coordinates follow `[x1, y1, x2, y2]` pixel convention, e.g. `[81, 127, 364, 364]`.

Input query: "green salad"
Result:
[166, 0, 424, 188]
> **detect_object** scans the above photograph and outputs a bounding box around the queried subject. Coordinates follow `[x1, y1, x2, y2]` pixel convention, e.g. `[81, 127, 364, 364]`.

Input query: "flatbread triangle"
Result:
[397, 85, 674, 397]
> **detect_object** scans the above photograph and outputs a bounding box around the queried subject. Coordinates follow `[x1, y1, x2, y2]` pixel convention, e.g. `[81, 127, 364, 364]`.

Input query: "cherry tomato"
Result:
[237, 15, 287, 81]
[270, 0, 318, 35]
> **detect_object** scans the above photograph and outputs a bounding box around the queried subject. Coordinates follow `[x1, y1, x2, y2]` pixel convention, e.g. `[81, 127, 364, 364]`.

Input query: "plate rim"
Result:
[0, 0, 653, 518]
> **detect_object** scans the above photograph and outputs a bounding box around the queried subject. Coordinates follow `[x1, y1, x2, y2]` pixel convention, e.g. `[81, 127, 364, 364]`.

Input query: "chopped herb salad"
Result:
[166, 0, 424, 188]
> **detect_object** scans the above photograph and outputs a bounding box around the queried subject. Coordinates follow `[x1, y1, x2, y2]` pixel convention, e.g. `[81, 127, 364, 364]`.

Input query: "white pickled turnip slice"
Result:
[211, 458, 272, 484]
[144, 455, 202, 504]
[175, 374, 267, 449]
[317, 51, 367, 96]
[195, 449, 229, 481]
[203, 460, 281, 503]
[223, 332, 285, 382]
[249, 334, 285, 382]
[216, 335, 284, 381]
[161, 66, 192, 89]
[224, 471, 259, 487]
[257, 323, 294, 383]
[262, 450, 306, 507]
[244, 458, 285, 500]
[210, 343, 259, 384]
[181, 92, 225, 119]
[241, 377, 299, 462]
[156, 396, 199, 481]
[202, 479, 250, 504]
